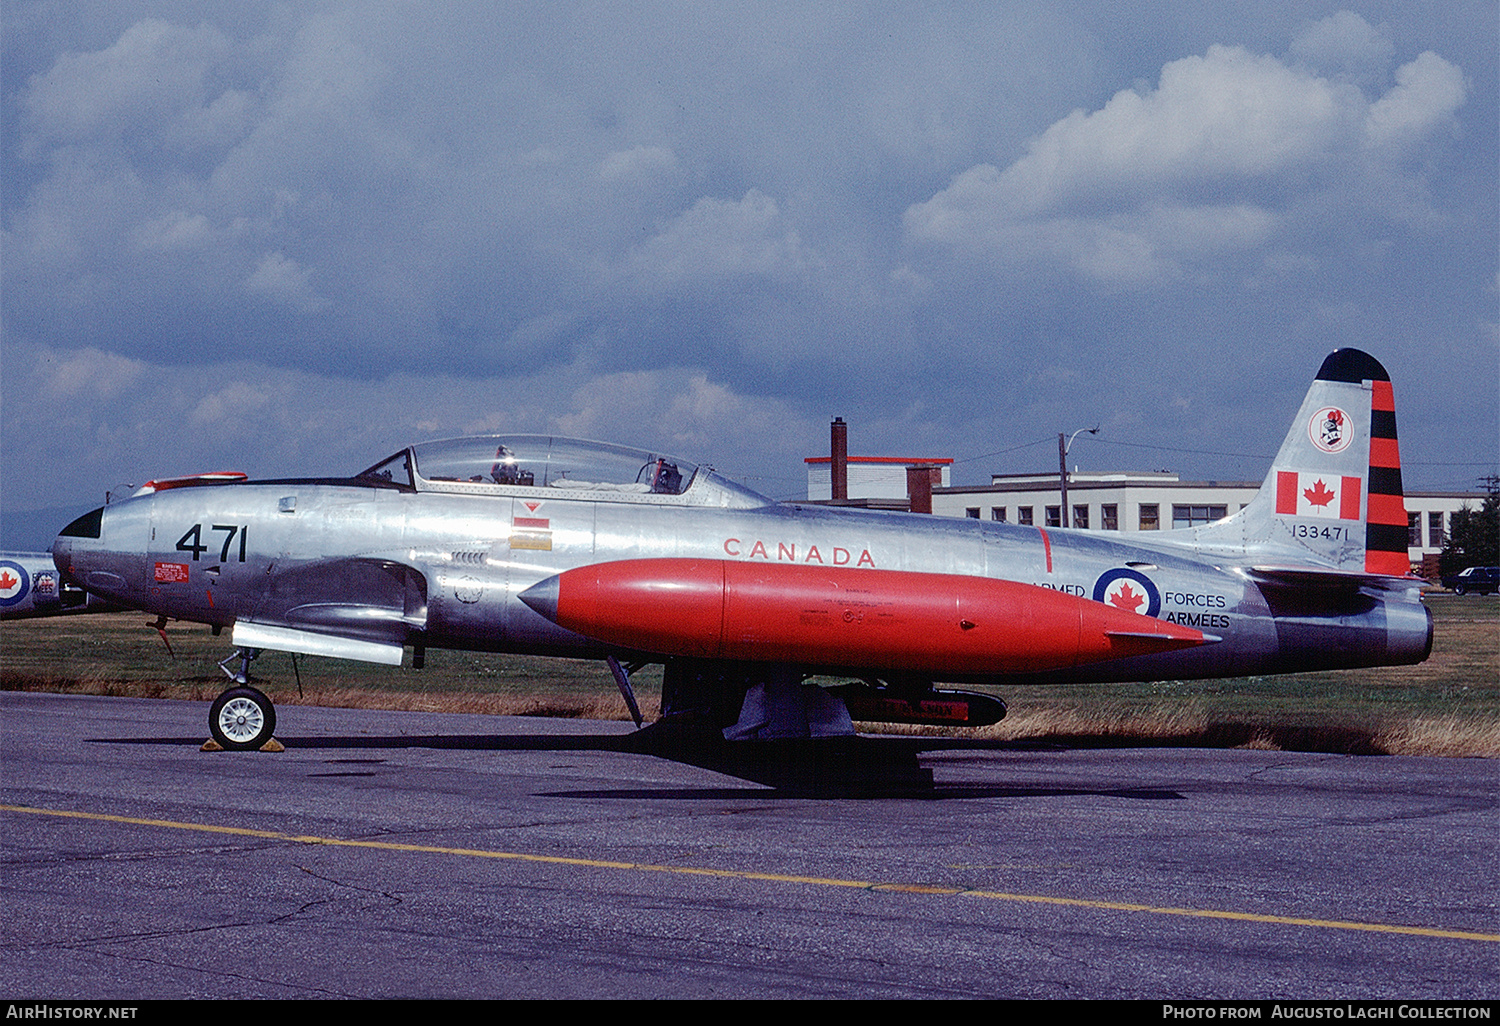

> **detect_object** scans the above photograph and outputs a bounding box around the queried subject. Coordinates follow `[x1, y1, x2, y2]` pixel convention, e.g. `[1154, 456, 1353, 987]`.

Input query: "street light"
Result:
[1058, 426, 1099, 528]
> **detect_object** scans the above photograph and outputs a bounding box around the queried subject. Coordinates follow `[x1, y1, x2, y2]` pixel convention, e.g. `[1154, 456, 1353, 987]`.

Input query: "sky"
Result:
[3, 1, 1496, 541]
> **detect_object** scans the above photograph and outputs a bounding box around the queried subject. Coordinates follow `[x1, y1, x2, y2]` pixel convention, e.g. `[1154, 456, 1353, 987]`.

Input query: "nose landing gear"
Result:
[218, 646, 258, 685]
[208, 647, 278, 751]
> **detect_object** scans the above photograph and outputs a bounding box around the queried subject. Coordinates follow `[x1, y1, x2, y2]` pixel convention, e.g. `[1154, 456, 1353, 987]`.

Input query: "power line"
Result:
[1029, 435, 1493, 468]
[952, 436, 1054, 467]
[1090, 438, 1267, 460]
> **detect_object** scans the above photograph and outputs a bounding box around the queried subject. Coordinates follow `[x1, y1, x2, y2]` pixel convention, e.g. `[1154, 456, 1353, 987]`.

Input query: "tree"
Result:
[1439, 475, 1500, 575]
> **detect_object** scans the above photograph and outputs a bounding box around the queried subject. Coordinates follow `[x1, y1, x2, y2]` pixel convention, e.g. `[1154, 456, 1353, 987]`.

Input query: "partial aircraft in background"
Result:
[51, 349, 1429, 750]
[1, 551, 118, 619]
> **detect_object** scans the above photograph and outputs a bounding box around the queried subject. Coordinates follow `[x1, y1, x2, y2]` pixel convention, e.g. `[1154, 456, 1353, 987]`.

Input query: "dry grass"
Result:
[854, 711, 1500, 757]
[1374, 714, 1500, 758]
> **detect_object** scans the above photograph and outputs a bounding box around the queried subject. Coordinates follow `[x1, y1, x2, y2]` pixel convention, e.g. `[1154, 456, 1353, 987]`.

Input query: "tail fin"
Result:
[1200, 349, 1411, 576]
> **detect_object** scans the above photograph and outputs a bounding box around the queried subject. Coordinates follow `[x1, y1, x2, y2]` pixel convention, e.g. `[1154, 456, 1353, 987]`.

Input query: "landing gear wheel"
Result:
[210, 687, 276, 751]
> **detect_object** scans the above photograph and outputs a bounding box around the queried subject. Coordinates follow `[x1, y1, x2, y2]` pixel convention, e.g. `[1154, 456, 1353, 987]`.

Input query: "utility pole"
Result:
[1059, 427, 1099, 529]
[1058, 432, 1068, 528]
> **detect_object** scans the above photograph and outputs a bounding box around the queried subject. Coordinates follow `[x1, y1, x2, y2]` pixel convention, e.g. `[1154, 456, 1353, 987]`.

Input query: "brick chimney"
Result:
[831, 417, 848, 501]
[906, 465, 933, 514]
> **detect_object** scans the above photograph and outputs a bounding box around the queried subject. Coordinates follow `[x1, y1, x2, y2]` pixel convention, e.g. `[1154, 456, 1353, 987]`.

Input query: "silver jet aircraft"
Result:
[52, 349, 1430, 750]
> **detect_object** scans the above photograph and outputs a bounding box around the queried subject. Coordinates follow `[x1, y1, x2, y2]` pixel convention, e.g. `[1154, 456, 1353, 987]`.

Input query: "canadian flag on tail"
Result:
[1275, 472, 1362, 520]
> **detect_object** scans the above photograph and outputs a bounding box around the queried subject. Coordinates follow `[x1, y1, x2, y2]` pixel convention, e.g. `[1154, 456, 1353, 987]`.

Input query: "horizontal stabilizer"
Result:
[232, 621, 405, 665]
[1247, 565, 1418, 588]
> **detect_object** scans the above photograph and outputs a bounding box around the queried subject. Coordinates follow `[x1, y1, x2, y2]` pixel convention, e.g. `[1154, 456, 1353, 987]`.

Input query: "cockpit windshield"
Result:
[358, 435, 709, 497]
[418, 436, 696, 494]
[357, 449, 415, 489]
[356, 435, 769, 507]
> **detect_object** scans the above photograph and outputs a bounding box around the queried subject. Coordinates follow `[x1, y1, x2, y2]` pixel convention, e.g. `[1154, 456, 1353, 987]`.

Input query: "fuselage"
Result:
[52, 437, 1432, 686]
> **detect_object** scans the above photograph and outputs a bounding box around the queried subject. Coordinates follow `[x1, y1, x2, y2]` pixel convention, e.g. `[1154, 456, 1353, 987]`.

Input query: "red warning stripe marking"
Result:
[1366, 492, 1408, 525]
[1038, 528, 1052, 573]
[1371, 380, 1395, 412]
[1368, 436, 1401, 468]
[1365, 549, 1410, 576]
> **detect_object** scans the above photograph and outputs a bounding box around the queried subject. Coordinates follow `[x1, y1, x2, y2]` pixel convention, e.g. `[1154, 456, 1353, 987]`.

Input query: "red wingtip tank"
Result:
[523, 558, 1212, 677]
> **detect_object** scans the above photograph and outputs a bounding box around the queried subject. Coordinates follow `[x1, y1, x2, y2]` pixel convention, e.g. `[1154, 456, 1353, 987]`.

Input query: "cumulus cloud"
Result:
[550, 368, 814, 483]
[600, 145, 679, 182]
[621, 189, 817, 292]
[1287, 9, 1395, 85]
[1, 4, 1492, 514]
[551, 370, 672, 439]
[134, 210, 214, 252]
[244, 251, 330, 312]
[3, 336, 822, 513]
[662, 374, 812, 455]
[20, 19, 248, 157]
[1365, 51, 1466, 149]
[905, 14, 1467, 285]
[33, 347, 146, 400]
[189, 382, 272, 427]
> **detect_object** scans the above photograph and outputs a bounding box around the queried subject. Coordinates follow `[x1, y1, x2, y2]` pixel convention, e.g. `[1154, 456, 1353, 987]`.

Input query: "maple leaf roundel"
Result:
[0, 559, 32, 607]
[1091, 567, 1161, 619]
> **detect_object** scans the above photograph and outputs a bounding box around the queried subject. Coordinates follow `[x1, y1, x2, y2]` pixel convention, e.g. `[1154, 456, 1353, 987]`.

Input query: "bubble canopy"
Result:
[354, 435, 767, 507]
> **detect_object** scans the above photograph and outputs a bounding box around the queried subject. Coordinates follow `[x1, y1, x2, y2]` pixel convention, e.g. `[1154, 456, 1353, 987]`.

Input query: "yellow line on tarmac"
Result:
[6, 803, 1496, 943]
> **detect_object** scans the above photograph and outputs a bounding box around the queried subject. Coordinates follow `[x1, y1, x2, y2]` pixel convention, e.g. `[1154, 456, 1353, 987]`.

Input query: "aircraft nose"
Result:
[52, 506, 103, 582]
[51, 502, 149, 607]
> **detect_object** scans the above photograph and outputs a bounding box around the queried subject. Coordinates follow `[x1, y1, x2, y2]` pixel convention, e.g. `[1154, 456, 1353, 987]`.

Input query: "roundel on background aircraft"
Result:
[0, 561, 32, 609]
[1092, 568, 1160, 619]
[0, 559, 31, 607]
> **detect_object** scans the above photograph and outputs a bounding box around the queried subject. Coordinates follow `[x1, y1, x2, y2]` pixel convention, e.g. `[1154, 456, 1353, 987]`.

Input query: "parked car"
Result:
[1439, 566, 1500, 595]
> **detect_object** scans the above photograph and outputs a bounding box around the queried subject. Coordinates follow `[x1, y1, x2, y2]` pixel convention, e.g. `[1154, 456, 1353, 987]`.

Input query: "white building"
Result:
[806, 456, 951, 502]
[930, 471, 1483, 569]
[932, 471, 1258, 531]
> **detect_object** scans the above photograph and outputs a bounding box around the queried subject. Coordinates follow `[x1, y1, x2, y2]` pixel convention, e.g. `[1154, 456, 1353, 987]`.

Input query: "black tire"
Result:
[1454, 584, 1467, 596]
[209, 686, 276, 751]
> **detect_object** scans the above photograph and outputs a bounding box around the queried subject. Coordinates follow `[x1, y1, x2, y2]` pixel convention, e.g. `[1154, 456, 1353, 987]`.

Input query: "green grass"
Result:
[3, 594, 1495, 755]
